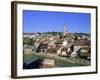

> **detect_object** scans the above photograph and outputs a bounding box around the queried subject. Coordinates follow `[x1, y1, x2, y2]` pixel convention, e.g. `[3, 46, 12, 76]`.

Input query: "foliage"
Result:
[24, 38, 35, 46]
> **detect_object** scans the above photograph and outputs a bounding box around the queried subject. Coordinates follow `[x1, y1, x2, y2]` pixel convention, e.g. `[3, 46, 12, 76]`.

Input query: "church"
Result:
[62, 24, 73, 41]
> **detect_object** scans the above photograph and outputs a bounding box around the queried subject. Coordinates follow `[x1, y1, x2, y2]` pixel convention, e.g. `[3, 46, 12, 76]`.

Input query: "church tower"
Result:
[63, 24, 68, 37]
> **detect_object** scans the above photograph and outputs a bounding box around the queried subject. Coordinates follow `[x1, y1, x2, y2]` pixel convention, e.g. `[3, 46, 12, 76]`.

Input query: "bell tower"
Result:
[63, 24, 68, 37]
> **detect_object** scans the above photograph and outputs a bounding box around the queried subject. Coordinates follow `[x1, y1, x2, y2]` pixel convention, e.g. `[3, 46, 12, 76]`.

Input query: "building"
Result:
[78, 47, 91, 60]
[71, 39, 90, 58]
[63, 24, 68, 37]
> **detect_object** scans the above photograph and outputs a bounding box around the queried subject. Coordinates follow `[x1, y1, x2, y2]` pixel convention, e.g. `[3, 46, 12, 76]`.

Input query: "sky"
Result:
[23, 10, 91, 33]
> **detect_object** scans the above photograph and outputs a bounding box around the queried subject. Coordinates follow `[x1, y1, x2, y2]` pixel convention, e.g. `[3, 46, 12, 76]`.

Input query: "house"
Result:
[48, 41, 56, 48]
[57, 43, 74, 57]
[23, 33, 36, 38]
[24, 48, 33, 54]
[41, 59, 55, 68]
[55, 39, 63, 47]
[71, 39, 90, 58]
[78, 47, 91, 60]
[36, 43, 48, 53]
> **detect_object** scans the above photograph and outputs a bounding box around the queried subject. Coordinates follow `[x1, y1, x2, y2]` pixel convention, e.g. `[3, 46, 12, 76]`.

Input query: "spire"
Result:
[63, 24, 68, 36]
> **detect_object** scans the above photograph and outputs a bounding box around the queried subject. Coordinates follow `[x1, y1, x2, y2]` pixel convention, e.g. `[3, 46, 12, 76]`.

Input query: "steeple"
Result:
[63, 24, 68, 37]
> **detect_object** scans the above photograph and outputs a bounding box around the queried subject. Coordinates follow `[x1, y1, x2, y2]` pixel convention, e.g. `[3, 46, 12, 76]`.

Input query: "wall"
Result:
[0, 0, 100, 80]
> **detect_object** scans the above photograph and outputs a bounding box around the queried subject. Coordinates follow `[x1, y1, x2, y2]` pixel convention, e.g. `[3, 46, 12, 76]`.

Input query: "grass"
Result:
[23, 54, 42, 64]
[24, 54, 85, 68]
[55, 59, 84, 67]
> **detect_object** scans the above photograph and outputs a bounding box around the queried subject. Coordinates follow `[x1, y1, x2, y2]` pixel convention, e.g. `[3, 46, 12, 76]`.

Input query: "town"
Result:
[23, 24, 91, 69]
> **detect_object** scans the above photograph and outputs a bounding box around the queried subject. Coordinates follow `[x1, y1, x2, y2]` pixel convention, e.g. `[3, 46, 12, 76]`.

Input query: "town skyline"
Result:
[23, 10, 91, 33]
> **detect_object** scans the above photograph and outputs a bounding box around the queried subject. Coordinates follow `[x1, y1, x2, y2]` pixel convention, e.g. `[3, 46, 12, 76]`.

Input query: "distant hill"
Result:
[73, 33, 90, 37]
[23, 32, 90, 37]
[23, 33, 35, 35]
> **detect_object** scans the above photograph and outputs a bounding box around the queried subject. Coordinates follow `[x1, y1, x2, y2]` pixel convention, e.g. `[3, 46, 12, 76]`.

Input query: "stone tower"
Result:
[63, 24, 68, 37]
